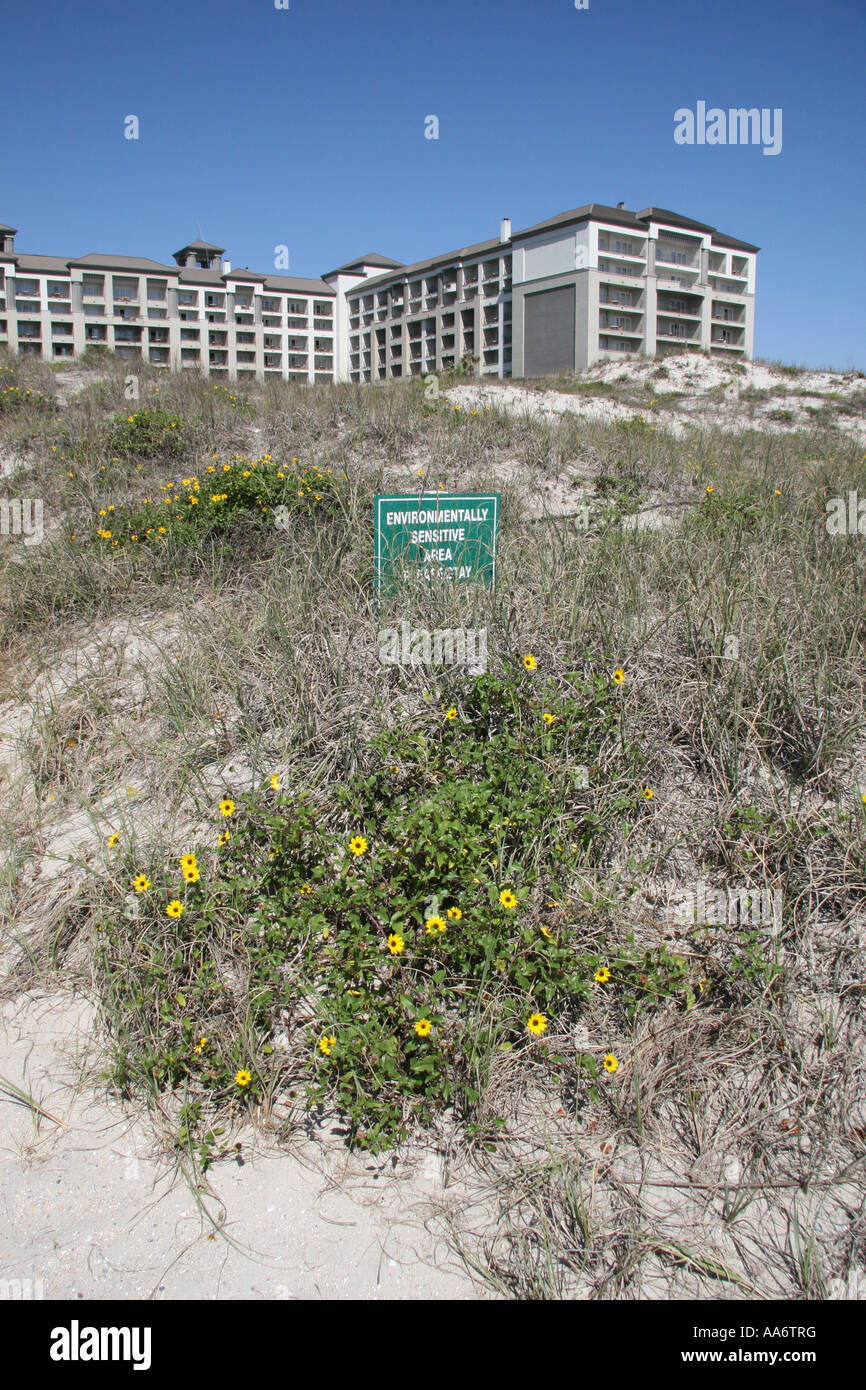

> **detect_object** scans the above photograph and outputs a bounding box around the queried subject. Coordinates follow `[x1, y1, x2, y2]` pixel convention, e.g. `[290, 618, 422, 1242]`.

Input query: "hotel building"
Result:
[0, 203, 757, 385]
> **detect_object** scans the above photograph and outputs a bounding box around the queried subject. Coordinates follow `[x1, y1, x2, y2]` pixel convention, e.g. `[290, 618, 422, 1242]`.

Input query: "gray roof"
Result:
[174, 238, 225, 256]
[0, 222, 17, 234]
[13, 254, 73, 273]
[263, 274, 334, 295]
[709, 231, 760, 252]
[221, 267, 268, 283]
[324, 251, 405, 277]
[70, 252, 180, 273]
[637, 206, 759, 251]
[178, 267, 228, 285]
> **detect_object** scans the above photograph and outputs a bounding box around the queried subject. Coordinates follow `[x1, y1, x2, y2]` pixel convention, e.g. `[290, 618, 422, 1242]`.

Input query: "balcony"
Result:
[598, 241, 646, 266]
[708, 277, 748, 298]
[599, 312, 641, 334]
[711, 328, 745, 348]
[657, 323, 698, 343]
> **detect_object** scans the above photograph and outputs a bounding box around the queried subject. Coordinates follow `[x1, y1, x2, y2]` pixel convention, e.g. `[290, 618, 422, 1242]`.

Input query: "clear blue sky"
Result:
[2, 0, 864, 368]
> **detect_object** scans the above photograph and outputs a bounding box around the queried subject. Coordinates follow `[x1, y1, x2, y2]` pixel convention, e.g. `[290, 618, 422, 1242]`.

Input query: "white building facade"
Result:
[0, 203, 757, 385]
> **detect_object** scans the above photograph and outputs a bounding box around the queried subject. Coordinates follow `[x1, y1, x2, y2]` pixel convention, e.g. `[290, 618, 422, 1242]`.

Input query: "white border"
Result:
[375, 492, 500, 590]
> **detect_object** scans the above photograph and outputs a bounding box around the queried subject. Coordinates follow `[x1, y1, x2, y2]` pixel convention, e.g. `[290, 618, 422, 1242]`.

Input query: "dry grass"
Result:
[1, 348, 865, 1299]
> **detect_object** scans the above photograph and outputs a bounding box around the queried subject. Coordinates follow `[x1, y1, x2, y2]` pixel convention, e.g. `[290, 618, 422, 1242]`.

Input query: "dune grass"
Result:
[1, 348, 865, 1297]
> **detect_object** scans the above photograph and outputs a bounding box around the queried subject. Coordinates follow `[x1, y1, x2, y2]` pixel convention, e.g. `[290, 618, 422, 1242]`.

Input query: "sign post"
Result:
[374, 492, 500, 592]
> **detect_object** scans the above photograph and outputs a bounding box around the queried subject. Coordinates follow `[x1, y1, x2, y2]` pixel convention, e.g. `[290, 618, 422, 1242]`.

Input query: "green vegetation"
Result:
[1, 347, 864, 1296]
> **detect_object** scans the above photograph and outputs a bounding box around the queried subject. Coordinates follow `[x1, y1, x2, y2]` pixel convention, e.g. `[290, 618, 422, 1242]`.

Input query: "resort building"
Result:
[0, 203, 757, 384]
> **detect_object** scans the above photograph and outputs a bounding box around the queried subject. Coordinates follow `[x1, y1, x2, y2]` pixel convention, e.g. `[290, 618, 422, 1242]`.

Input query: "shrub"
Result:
[105, 407, 186, 460]
[92, 662, 696, 1154]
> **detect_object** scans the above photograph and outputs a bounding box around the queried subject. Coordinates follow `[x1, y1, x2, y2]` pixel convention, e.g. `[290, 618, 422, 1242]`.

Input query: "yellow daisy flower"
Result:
[269, 774, 282, 791]
[542, 712, 556, 725]
[446, 907, 462, 920]
[166, 900, 184, 918]
[318, 1034, 336, 1055]
[414, 1019, 432, 1037]
[235, 1069, 252, 1087]
[612, 668, 625, 685]
[132, 874, 150, 893]
[527, 1013, 547, 1036]
[349, 835, 368, 856]
[594, 966, 611, 984]
[499, 888, 517, 910]
[107, 832, 120, 848]
[425, 917, 446, 935]
[218, 799, 235, 817]
[523, 654, 537, 670]
[603, 1054, 619, 1073]
[445, 707, 458, 720]
[387, 934, 404, 954]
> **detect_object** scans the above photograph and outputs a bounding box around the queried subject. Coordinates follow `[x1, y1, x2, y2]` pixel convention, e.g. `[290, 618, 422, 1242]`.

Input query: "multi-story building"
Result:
[0, 230, 338, 385]
[0, 203, 757, 384]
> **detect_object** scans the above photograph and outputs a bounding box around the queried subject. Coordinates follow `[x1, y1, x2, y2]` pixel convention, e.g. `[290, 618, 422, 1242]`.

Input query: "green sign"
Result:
[375, 492, 500, 590]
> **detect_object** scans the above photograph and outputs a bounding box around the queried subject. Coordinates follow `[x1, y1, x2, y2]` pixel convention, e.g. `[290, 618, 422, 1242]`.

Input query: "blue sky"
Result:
[2, 0, 864, 368]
